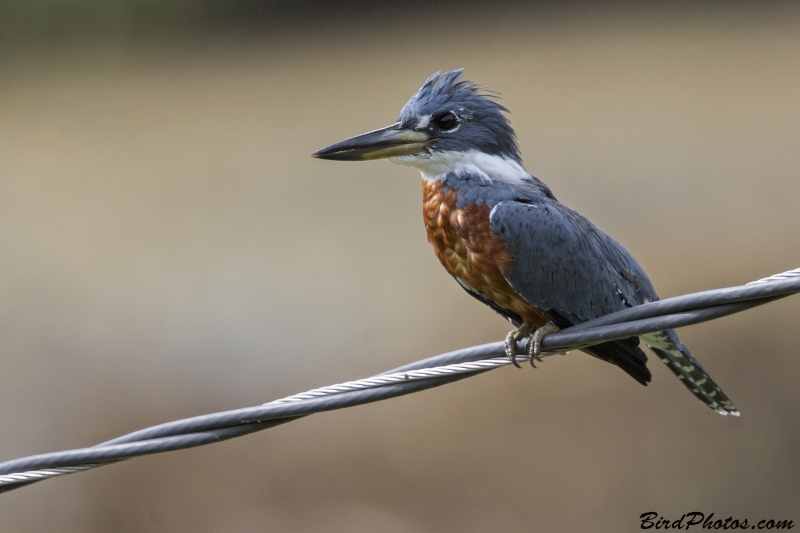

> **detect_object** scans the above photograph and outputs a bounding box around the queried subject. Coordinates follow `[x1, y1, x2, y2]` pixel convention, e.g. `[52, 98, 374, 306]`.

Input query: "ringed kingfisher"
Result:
[313, 69, 738, 416]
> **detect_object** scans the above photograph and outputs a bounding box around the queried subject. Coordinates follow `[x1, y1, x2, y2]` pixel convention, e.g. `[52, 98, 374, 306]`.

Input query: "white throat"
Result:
[389, 149, 529, 184]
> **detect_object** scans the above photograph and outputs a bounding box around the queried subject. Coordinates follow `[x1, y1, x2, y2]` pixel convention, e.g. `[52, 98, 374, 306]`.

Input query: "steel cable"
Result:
[1, 267, 798, 493]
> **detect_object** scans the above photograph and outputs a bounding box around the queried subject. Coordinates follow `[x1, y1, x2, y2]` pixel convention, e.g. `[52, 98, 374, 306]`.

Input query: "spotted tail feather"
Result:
[641, 330, 738, 416]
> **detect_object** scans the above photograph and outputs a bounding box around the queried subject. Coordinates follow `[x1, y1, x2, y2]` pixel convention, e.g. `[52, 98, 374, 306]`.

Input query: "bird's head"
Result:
[313, 69, 522, 177]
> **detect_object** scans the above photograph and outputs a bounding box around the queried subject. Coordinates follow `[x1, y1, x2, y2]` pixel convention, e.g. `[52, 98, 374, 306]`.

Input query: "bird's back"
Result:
[426, 171, 736, 413]
[420, 172, 647, 376]
[313, 67, 738, 415]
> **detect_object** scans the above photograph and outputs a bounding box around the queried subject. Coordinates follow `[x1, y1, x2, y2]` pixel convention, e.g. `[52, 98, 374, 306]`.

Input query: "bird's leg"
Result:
[528, 321, 560, 367]
[504, 323, 534, 368]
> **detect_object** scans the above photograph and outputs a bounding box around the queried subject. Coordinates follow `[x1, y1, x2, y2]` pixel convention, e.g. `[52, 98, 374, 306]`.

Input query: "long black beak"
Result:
[312, 123, 433, 161]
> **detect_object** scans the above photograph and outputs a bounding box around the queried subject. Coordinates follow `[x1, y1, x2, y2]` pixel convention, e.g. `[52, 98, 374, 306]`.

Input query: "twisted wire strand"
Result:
[747, 267, 800, 284]
[270, 357, 526, 405]
[1, 267, 798, 493]
[0, 465, 102, 485]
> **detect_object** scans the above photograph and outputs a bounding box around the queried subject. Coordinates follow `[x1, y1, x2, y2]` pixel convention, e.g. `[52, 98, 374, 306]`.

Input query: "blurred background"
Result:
[1, 1, 799, 531]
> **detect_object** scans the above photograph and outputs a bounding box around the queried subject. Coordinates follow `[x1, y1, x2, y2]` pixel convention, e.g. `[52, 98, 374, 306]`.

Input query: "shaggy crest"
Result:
[398, 69, 521, 162]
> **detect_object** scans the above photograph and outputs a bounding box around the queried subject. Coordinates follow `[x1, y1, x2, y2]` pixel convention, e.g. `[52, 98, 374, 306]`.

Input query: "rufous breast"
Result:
[421, 179, 549, 327]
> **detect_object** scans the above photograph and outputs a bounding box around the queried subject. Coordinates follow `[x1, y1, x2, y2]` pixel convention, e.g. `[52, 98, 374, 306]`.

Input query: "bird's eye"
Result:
[433, 112, 459, 131]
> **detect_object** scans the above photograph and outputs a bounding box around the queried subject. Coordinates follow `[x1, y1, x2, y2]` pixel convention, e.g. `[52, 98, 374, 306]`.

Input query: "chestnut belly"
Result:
[422, 179, 549, 327]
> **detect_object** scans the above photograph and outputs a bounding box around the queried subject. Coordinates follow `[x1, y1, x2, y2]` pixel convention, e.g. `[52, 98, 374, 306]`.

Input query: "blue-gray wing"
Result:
[489, 199, 657, 326]
[489, 199, 740, 411]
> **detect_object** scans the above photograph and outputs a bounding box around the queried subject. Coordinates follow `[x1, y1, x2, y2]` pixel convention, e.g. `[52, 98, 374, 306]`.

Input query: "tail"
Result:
[641, 330, 739, 416]
[583, 337, 652, 386]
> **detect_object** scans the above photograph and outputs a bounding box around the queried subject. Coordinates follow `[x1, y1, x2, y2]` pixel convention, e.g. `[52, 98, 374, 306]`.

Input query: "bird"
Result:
[312, 68, 738, 416]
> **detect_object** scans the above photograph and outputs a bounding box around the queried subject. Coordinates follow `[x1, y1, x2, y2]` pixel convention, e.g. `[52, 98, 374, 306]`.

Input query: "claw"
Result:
[528, 321, 560, 367]
[504, 323, 534, 368]
[504, 330, 521, 368]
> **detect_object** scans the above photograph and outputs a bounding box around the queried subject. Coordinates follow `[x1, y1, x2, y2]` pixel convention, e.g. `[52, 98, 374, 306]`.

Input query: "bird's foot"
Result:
[504, 323, 534, 368]
[527, 321, 560, 368]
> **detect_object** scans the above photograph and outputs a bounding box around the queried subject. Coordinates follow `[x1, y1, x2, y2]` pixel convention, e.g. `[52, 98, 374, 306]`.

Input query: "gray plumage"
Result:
[437, 170, 654, 385]
[397, 70, 522, 162]
[487, 185, 736, 413]
[425, 70, 738, 415]
[490, 199, 654, 324]
[314, 68, 739, 415]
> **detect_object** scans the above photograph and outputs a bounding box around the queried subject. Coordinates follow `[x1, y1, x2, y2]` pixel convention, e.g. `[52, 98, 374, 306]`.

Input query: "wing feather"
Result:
[490, 199, 656, 385]
[488, 198, 737, 411]
[489, 200, 656, 325]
